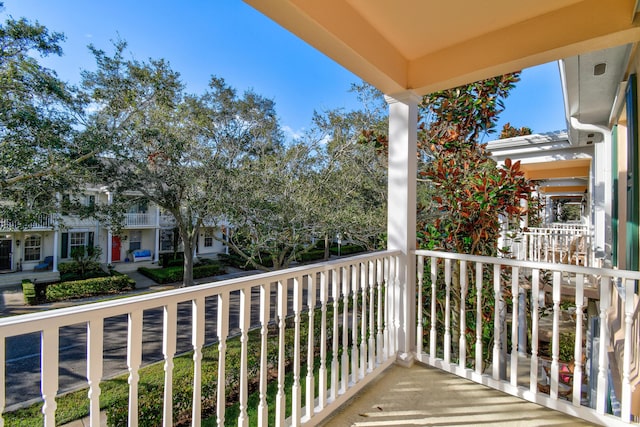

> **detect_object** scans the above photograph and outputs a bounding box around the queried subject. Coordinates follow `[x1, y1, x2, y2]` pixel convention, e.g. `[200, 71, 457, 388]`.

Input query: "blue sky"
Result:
[2, 0, 567, 140]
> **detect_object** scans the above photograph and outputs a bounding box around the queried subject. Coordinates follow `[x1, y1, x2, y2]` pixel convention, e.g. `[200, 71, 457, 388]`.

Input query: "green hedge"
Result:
[218, 244, 367, 270]
[138, 262, 224, 284]
[158, 252, 184, 267]
[45, 274, 135, 302]
[58, 261, 108, 282]
[22, 280, 37, 305]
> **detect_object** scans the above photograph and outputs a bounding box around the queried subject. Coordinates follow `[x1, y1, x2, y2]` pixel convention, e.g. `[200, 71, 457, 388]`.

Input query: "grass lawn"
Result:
[3, 304, 342, 427]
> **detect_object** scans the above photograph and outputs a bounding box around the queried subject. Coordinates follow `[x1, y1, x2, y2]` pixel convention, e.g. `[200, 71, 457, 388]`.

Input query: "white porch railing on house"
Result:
[124, 212, 157, 227]
[0, 214, 52, 231]
[415, 250, 640, 426]
[2, 248, 638, 426]
[0, 251, 400, 427]
[511, 226, 593, 267]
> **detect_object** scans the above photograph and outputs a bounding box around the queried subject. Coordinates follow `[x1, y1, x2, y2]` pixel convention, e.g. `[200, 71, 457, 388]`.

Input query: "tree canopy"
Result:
[0, 8, 95, 228]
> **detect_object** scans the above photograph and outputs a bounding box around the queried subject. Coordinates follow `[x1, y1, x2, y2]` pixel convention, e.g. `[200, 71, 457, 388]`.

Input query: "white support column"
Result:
[154, 207, 160, 263]
[52, 230, 59, 273]
[154, 229, 160, 263]
[106, 192, 113, 265]
[385, 92, 419, 366]
[570, 118, 611, 264]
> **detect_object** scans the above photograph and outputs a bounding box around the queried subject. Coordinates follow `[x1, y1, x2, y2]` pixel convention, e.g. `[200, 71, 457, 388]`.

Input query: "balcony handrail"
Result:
[0, 250, 400, 427]
[414, 249, 640, 426]
[0, 250, 400, 335]
[0, 214, 53, 230]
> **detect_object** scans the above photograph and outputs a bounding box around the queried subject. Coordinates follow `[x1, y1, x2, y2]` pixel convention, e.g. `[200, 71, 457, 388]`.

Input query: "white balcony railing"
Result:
[1, 249, 638, 426]
[0, 251, 400, 426]
[415, 250, 640, 426]
[510, 226, 593, 267]
[124, 212, 156, 227]
[0, 214, 52, 231]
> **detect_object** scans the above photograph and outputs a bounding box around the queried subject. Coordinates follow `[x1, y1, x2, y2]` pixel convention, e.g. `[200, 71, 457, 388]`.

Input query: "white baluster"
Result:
[217, 292, 229, 427]
[368, 260, 375, 372]
[459, 261, 467, 368]
[86, 319, 103, 427]
[258, 283, 270, 427]
[162, 304, 177, 426]
[292, 276, 302, 425]
[417, 255, 424, 355]
[0, 330, 4, 427]
[573, 274, 584, 406]
[389, 256, 398, 356]
[444, 259, 452, 364]
[430, 257, 437, 362]
[510, 267, 519, 387]
[306, 274, 316, 420]
[550, 271, 561, 399]
[530, 269, 540, 394]
[276, 281, 287, 426]
[621, 278, 634, 422]
[127, 311, 142, 427]
[331, 268, 340, 400]
[360, 263, 367, 378]
[596, 276, 610, 414]
[192, 296, 205, 426]
[41, 328, 59, 427]
[238, 287, 251, 427]
[383, 257, 390, 359]
[319, 270, 329, 409]
[341, 267, 349, 393]
[351, 265, 359, 384]
[376, 258, 384, 364]
[475, 262, 483, 374]
[492, 264, 501, 380]
[393, 255, 401, 356]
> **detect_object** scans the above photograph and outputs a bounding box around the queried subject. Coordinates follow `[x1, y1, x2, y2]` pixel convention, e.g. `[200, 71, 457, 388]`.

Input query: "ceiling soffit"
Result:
[245, 0, 640, 95]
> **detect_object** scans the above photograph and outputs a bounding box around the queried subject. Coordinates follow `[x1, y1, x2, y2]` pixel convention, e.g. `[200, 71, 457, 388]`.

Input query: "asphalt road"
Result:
[4, 282, 319, 409]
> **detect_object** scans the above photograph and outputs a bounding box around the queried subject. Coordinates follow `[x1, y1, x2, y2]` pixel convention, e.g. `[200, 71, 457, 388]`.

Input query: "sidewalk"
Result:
[0, 264, 260, 318]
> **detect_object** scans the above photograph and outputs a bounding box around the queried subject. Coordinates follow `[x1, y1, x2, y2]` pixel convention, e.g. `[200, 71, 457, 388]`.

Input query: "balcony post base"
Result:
[395, 352, 415, 368]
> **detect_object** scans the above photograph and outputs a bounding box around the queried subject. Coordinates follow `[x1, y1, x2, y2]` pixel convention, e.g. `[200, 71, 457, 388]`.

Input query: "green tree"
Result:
[81, 41, 218, 286]
[0, 5, 95, 228]
[220, 142, 322, 271]
[416, 74, 532, 255]
[312, 82, 388, 255]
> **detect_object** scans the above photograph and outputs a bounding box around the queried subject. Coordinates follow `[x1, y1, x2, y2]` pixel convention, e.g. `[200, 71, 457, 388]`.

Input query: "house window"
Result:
[70, 232, 86, 256]
[64, 231, 94, 258]
[204, 229, 214, 247]
[129, 230, 142, 252]
[87, 195, 95, 207]
[24, 235, 41, 261]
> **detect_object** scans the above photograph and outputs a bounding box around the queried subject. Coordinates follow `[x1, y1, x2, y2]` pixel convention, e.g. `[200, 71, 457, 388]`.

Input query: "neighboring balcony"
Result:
[123, 212, 158, 228]
[0, 214, 53, 231]
[510, 224, 593, 267]
[0, 250, 637, 426]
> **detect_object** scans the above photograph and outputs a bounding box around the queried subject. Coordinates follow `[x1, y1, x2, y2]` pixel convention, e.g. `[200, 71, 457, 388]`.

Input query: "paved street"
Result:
[0, 263, 323, 410]
[0, 266, 282, 409]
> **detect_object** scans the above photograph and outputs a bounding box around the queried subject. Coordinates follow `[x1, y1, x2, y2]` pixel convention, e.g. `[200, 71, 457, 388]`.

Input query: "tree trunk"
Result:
[180, 224, 199, 287]
[324, 234, 330, 260]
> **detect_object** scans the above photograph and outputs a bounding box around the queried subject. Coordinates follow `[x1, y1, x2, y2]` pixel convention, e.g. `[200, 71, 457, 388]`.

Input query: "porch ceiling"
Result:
[540, 185, 588, 194]
[520, 157, 591, 180]
[243, 0, 640, 95]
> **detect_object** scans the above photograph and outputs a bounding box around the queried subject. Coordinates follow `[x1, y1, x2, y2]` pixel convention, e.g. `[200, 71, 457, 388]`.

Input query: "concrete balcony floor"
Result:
[320, 364, 596, 427]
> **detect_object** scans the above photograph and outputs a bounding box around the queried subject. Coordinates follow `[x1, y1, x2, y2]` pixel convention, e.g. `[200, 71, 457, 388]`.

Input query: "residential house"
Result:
[1, 2, 639, 426]
[0, 188, 227, 275]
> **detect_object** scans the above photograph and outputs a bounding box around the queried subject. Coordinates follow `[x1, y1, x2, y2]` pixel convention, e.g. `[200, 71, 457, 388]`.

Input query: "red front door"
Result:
[111, 236, 121, 262]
